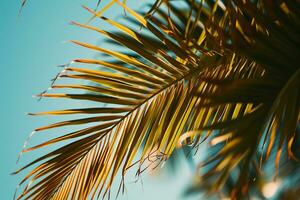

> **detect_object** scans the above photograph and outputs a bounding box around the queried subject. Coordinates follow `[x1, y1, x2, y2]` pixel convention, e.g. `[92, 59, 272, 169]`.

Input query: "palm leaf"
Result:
[16, 0, 300, 199]
[15, 2, 229, 199]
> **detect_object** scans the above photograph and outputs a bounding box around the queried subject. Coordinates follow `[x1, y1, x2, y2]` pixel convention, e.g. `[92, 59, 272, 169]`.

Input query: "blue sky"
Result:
[0, 1, 200, 199]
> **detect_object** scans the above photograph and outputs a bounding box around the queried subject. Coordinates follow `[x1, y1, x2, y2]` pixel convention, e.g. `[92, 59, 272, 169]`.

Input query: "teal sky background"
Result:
[0, 1, 201, 199]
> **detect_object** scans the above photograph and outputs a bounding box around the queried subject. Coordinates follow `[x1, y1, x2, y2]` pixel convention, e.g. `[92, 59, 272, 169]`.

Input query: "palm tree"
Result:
[15, 0, 300, 199]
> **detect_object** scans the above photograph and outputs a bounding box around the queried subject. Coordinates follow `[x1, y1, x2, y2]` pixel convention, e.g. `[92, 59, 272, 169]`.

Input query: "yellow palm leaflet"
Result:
[65, 67, 158, 89]
[28, 107, 131, 116]
[34, 115, 122, 132]
[52, 85, 146, 100]
[38, 93, 140, 105]
[59, 73, 153, 94]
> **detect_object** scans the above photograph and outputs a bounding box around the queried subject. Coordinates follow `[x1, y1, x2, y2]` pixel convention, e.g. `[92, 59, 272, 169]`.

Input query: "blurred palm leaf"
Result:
[16, 0, 300, 199]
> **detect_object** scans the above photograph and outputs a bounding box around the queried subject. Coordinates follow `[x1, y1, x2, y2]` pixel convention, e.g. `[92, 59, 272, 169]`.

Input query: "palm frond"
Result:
[16, 0, 300, 199]
[15, 2, 227, 199]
